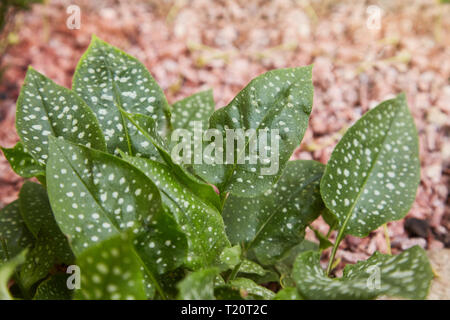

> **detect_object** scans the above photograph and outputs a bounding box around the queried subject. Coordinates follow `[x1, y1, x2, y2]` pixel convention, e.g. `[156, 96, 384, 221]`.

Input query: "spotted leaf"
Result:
[46, 137, 187, 278]
[16, 67, 106, 166]
[18, 182, 74, 290]
[223, 160, 324, 265]
[1, 142, 44, 178]
[177, 268, 219, 300]
[33, 273, 72, 300]
[121, 154, 230, 269]
[220, 245, 241, 268]
[193, 66, 313, 197]
[0, 201, 34, 262]
[293, 246, 433, 300]
[122, 111, 222, 211]
[73, 35, 170, 154]
[171, 89, 215, 133]
[229, 278, 275, 300]
[74, 234, 147, 300]
[320, 94, 420, 237]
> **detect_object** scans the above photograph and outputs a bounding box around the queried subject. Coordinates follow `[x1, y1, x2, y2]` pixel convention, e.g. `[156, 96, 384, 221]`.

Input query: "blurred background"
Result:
[0, 0, 449, 267]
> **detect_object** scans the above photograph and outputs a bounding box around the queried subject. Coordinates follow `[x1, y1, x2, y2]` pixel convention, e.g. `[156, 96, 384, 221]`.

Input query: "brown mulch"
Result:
[0, 0, 449, 266]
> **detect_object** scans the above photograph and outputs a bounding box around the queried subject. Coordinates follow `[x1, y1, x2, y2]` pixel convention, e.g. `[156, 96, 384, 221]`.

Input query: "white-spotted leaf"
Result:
[33, 273, 72, 300]
[121, 154, 230, 269]
[0, 251, 26, 300]
[73, 36, 170, 154]
[223, 160, 324, 265]
[229, 278, 275, 300]
[293, 246, 433, 300]
[321, 94, 420, 237]
[16, 67, 106, 166]
[177, 268, 219, 300]
[74, 234, 147, 300]
[171, 89, 215, 132]
[1, 142, 44, 178]
[193, 66, 313, 197]
[0, 201, 34, 263]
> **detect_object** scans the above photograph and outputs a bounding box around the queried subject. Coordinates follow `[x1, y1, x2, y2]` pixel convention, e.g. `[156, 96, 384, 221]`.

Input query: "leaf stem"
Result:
[383, 223, 391, 255]
[219, 192, 228, 211]
[326, 227, 345, 276]
[227, 262, 242, 282]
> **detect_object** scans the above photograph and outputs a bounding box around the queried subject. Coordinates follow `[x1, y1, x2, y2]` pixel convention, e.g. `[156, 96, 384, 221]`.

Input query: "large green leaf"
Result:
[0, 251, 26, 300]
[18, 182, 74, 290]
[15, 67, 106, 166]
[121, 154, 230, 269]
[74, 234, 147, 300]
[171, 89, 215, 132]
[122, 111, 222, 211]
[73, 35, 170, 154]
[223, 160, 324, 265]
[193, 66, 313, 196]
[293, 246, 433, 300]
[0, 201, 34, 262]
[33, 273, 72, 300]
[320, 94, 420, 237]
[46, 137, 187, 278]
[177, 268, 218, 300]
[273, 287, 303, 300]
[1, 142, 44, 178]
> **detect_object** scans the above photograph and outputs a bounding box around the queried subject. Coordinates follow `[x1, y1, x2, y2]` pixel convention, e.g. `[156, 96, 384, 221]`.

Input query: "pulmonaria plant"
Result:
[0, 36, 433, 300]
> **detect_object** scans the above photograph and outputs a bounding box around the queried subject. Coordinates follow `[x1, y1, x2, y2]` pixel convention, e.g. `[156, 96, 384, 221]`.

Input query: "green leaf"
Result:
[177, 268, 218, 300]
[193, 66, 313, 196]
[46, 137, 187, 278]
[122, 111, 222, 211]
[1, 142, 44, 178]
[75, 234, 147, 300]
[0, 201, 34, 262]
[321, 208, 338, 231]
[320, 94, 420, 237]
[229, 278, 275, 300]
[18, 182, 74, 289]
[0, 251, 26, 300]
[223, 160, 324, 265]
[273, 287, 303, 300]
[73, 35, 170, 154]
[293, 246, 433, 300]
[311, 227, 333, 250]
[15, 67, 106, 166]
[220, 245, 241, 268]
[171, 89, 215, 132]
[33, 273, 72, 300]
[121, 154, 230, 269]
[239, 260, 267, 276]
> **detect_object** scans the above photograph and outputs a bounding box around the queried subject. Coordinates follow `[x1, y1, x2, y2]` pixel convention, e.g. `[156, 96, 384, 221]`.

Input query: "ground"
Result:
[0, 0, 449, 271]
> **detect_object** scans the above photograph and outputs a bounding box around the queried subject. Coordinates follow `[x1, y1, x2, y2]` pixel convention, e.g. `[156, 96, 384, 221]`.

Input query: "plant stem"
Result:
[220, 192, 228, 211]
[326, 227, 345, 276]
[227, 262, 242, 282]
[383, 223, 391, 255]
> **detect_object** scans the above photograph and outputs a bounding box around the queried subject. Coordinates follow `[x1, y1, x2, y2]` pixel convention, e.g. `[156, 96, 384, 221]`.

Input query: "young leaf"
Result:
[33, 273, 72, 300]
[223, 160, 324, 265]
[74, 234, 147, 300]
[15, 67, 106, 166]
[273, 287, 303, 300]
[0, 251, 26, 300]
[193, 66, 313, 196]
[121, 154, 230, 269]
[220, 245, 241, 268]
[177, 268, 219, 300]
[18, 182, 74, 289]
[1, 142, 44, 178]
[293, 246, 433, 300]
[46, 137, 187, 277]
[0, 201, 34, 262]
[229, 278, 275, 300]
[171, 89, 215, 133]
[320, 94, 420, 237]
[73, 35, 170, 154]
